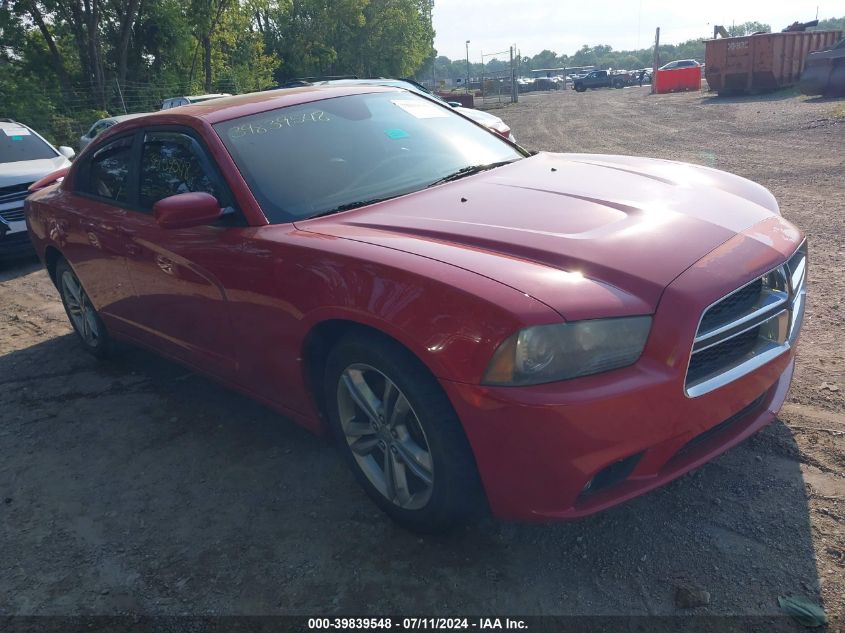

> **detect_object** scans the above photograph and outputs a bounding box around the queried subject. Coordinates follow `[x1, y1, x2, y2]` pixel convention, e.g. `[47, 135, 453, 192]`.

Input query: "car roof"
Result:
[100, 113, 151, 124]
[165, 93, 231, 101]
[314, 78, 411, 88]
[120, 85, 405, 126]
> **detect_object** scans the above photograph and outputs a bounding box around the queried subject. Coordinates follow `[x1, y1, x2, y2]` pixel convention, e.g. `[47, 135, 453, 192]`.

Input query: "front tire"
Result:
[55, 258, 112, 359]
[324, 332, 482, 532]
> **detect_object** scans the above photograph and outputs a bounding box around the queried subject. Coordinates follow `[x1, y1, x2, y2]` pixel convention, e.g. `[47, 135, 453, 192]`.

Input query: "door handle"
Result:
[115, 227, 142, 256]
[155, 255, 175, 275]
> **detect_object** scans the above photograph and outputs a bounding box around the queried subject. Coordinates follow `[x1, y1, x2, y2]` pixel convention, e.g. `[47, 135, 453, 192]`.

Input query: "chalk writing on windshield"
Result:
[228, 110, 332, 139]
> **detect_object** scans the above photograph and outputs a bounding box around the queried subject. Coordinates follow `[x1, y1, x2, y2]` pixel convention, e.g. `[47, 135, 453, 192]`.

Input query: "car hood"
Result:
[0, 156, 71, 187]
[295, 152, 783, 319]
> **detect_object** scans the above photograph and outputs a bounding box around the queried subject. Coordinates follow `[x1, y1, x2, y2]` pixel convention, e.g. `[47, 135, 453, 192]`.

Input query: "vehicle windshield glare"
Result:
[0, 127, 58, 164]
[214, 91, 523, 223]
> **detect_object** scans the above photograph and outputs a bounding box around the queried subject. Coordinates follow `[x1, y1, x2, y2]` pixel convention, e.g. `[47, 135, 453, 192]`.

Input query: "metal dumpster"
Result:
[705, 30, 842, 95]
[654, 66, 702, 93]
[800, 37, 845, 97]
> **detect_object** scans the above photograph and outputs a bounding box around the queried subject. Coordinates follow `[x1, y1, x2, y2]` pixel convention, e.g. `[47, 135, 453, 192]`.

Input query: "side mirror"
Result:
[58, 146, 75, 159]
[153, 192, 222, 229]
[447, 101, 462, 108]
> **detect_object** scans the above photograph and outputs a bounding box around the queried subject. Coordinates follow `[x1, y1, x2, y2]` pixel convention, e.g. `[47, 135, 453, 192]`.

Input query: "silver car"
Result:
[1, 119, 74, 257]
[79, 113, 151, 151]
[160, 94, 232, 110]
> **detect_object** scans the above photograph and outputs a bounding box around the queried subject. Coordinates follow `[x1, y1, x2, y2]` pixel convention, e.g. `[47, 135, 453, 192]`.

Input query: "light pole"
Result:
[465, 40, 470, 94]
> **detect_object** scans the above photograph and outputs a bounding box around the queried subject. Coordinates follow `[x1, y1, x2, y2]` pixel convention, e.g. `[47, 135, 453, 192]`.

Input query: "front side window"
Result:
[215, 91, 523, 223]
[81, 136, 133, 202]
[139, 132, 220, 209]
[0, 127, 58, 164]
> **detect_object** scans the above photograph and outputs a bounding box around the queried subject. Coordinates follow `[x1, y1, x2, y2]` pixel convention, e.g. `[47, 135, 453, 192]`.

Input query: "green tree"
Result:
[811, 16, 845, 32]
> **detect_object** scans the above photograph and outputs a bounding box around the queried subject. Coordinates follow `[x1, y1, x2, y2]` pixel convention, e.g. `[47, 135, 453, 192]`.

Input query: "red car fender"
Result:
[28, 167, 70, 192]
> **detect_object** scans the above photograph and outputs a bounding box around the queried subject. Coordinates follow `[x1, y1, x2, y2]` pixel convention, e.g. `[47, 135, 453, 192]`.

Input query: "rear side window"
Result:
[139, 132, 222, 209]
[80, 136, 134, 202]
[0, 127, 58, 164]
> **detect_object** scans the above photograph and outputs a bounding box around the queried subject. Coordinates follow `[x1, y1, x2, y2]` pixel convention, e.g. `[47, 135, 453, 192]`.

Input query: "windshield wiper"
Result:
[307, 195, 398, 220]
[426, 159, 519, 188]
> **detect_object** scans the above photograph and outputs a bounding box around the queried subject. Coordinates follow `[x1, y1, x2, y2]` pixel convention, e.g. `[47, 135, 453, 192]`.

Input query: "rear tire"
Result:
[55, 258, 112, 359]
[574, 84, 586, 92]
[324, 331, 482, 532]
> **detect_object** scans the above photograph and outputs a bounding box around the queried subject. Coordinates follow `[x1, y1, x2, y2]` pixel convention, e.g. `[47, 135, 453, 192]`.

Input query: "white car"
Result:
[79, 113, 150, 150]
[160, 93, 232, 110]
[0, 120, 74, 257]
[659, 59, 701, 71]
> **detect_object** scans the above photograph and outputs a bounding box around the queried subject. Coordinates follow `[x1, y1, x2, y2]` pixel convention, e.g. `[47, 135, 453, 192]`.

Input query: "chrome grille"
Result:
[0, 181, 33, 205]
[698, 278, 762, 332]
[685, 242, 807, 397]
[0, 208, 26, 223]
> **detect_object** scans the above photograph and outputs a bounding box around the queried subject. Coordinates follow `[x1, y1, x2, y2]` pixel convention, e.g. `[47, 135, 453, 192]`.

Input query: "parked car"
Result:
[26, 86, 806, 532]
[1, 119, 74, 258]
[637, 68, 654, 83]
[572, 70, 628, 92]
[298, 78, 516, 143]
[80, 113, 151, 150]
[532, 77, 561, 91]
[160, 93, 231, 110]
[659, 59, 701, 71]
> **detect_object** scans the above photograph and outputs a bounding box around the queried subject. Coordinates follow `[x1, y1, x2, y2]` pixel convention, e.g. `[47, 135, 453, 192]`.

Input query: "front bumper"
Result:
[0, 214, 33, 258]
[442, 218, 804, 521]
[443, 353, 792, 521]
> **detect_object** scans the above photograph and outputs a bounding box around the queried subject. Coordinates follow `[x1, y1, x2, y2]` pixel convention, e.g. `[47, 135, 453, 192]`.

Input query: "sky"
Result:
[433, 0, 843, 61]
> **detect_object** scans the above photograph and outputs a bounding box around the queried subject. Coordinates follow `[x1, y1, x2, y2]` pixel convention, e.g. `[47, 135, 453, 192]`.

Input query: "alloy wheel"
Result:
[337, 363, 435, 510]
[61, 269, 100, 347]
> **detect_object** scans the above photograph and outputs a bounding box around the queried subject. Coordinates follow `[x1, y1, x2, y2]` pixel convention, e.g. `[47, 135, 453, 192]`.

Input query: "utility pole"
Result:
[651, 27, 660, 94]
[465, 40, 471, 94]
[115, 78, 127, 114]
[428, 0, 435, 90]
[510, 46, 517, 103]
[480, 50, 484, 101]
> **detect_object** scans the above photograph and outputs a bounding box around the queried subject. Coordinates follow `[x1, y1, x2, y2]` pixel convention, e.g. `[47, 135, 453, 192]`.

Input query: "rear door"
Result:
[118, 127, 245, 378]
[61, 134, 139, 329]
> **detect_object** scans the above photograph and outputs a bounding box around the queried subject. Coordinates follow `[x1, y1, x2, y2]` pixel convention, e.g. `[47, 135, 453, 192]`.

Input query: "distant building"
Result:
[530, 66, 595, 77]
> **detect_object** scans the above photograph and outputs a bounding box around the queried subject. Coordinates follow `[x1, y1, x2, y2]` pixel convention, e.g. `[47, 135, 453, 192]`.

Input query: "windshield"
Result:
[215, 91, 523, 223]
[0, 127, 57, 163]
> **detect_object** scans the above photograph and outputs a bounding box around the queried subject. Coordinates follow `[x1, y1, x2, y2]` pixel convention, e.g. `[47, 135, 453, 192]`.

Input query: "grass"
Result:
[832, 103, 845, 118]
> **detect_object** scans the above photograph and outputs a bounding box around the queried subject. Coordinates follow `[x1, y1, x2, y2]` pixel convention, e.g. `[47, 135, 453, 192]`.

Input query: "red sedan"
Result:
[25, 86, 806, 532]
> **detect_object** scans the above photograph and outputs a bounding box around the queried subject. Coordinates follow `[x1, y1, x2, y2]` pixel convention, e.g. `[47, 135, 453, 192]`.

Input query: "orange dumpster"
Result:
[653, 66, 702, 93]
[705, 31, 842, 95]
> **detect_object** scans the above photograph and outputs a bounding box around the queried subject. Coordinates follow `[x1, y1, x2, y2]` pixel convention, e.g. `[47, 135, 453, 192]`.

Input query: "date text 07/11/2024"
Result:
[307, 618, 528, 630]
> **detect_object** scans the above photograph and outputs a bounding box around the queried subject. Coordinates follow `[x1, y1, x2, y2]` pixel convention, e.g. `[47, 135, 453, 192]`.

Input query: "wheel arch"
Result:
[44, 245, 63, 285]
[300, 317, 444, 430]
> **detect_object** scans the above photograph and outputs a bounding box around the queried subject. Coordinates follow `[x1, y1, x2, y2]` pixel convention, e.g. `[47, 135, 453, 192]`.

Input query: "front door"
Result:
[119, 129, 245, 378]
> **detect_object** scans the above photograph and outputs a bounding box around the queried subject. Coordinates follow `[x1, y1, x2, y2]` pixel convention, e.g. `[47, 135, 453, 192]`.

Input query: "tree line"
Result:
[1, 4, 842, 148]
[0, 0, 435, 145]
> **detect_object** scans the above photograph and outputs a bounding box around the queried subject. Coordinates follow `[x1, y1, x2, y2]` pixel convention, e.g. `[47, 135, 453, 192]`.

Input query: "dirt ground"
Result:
[1, 86, 843, 622]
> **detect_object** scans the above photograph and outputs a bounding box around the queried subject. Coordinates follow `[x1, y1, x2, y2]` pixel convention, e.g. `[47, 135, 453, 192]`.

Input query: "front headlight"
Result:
[483, 316, 652, 386]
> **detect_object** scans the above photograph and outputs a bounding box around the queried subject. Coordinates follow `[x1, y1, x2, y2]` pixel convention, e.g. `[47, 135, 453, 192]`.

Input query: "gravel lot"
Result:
[1, 86, 843, 622]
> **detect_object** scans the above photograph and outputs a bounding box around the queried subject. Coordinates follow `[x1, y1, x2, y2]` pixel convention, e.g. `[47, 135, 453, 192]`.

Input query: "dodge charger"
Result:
[25, 86, 806, 531]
